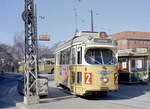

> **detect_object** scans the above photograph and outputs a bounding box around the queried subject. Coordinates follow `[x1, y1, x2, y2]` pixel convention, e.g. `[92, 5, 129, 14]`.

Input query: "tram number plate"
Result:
[85, 73, 92, 85]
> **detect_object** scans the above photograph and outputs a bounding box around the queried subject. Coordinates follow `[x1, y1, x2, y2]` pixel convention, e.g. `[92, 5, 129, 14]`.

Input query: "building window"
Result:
[135, 41, 136, 44]
[122, 40, 127, 45]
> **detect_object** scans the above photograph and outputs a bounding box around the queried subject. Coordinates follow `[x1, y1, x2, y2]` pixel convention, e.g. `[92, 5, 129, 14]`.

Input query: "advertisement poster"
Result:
[136, 60, 142, 69]
[122, 62, 127, 69]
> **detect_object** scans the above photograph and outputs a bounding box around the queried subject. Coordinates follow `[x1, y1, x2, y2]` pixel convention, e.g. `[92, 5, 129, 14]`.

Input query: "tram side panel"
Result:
[55, 65, 118, 96]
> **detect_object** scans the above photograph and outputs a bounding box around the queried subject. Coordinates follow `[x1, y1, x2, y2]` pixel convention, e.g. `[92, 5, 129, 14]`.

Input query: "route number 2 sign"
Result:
[85, 72, 92, 84]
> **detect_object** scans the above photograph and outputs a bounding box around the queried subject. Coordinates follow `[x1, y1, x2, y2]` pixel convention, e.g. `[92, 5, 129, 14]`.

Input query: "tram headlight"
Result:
[101, 76, 108, 83]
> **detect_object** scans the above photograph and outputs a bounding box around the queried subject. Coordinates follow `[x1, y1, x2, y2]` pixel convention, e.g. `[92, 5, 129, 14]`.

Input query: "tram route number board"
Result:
[85, 72, 92, 85]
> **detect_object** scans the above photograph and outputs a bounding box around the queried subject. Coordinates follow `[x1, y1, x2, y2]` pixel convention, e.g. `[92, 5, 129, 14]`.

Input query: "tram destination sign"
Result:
[94, 38, 112, 43]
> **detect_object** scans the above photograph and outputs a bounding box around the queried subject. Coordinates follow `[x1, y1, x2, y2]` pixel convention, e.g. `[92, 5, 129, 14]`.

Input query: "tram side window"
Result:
[72, 48, 76, 64]
[60, 52, 63, 65]
[45, 60, 51, 65]
[62, 53, 66, 64]
[72, 72, 75, 84]
[60, 48, 71, 65]
[66, 48, 71, 64]
[77, 72, 82, 84]
[77, 47, 82, 64]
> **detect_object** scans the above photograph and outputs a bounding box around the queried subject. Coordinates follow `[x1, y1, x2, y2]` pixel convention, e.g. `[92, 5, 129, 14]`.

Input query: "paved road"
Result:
[12, 80, 150, 109]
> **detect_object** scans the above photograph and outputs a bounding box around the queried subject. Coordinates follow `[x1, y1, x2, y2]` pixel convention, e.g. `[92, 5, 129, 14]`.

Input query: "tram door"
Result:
[70, 46, 82, 93]
[75, 47, 82, 94]
[70, 47, 77, 92]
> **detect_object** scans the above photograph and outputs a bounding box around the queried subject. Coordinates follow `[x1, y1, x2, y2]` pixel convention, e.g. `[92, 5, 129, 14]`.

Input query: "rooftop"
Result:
[110, 31, 150, 40]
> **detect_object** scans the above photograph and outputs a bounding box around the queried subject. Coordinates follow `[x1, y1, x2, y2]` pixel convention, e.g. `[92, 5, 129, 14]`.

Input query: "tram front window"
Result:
[85, 48, 117, 65]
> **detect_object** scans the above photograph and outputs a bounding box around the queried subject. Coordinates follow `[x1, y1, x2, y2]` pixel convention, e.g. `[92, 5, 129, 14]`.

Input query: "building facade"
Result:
[110, 31, 150, 64]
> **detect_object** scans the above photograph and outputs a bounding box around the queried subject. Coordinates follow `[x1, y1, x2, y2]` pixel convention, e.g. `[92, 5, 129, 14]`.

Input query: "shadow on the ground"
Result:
[82, 82, 150, 101]
[40, 87, 77, 104]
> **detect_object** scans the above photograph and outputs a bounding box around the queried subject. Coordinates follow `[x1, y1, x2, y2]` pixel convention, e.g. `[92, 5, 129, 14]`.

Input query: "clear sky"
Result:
[0, 0, 150, 47]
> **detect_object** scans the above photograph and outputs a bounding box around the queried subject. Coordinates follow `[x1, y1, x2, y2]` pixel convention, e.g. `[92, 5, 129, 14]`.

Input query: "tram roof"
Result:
[56, 31, 117, 52]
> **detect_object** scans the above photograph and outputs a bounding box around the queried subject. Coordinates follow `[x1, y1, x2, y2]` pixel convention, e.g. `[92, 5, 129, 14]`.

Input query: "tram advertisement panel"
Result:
[60, 66, 68, 77]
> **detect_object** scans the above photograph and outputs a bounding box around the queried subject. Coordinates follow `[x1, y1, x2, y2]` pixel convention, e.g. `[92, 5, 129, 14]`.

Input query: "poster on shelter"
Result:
[122, 62, 127, 69]
[136, 60, 142, 69]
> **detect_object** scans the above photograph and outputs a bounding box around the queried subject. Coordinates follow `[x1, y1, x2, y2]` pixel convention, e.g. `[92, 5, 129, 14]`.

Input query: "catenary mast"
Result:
[23, 0, 39, 104]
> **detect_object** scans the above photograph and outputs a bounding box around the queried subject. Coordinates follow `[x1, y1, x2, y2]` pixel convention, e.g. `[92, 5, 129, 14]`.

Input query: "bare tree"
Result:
[12, 32, 55, 60]
[12, 32, 25, 61]
[38, 44, 54, 59]
[0, 43, 14, 72]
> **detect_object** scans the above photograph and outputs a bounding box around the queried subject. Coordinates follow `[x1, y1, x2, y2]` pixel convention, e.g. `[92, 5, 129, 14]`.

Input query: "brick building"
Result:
[110, 31, 150, 63]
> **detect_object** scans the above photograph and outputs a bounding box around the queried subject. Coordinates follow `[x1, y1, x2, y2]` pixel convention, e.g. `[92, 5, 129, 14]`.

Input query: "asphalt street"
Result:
[1, 73, 150, 109]
[15, 79, 150, 109]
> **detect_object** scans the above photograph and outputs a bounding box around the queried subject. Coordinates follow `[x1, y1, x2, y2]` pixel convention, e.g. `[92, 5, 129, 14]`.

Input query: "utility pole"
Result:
[91, 9, 94, 32]
[22, 0, 39, 104]
[74, 8, 78, 35]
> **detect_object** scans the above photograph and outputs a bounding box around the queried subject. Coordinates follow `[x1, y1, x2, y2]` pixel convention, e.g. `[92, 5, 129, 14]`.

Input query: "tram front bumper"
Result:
[100, 86, 109, 91]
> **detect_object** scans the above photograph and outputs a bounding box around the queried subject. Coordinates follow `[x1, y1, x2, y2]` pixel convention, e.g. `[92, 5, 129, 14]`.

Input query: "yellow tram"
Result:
[19, 58, 54, 74]
[55, 31, 118, 96]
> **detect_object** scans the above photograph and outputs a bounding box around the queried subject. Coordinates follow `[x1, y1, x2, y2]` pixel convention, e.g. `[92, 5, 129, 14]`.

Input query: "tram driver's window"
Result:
[77, 47, 82, 64]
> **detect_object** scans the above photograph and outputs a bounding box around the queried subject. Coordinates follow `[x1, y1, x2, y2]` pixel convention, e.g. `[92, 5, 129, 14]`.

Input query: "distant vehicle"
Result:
[55, 31, 118, 96]
[38, 58, 54, 74]
[18, 62, 25, 73]
[19, 58, 54, 74]
[118, 48, 149, 83]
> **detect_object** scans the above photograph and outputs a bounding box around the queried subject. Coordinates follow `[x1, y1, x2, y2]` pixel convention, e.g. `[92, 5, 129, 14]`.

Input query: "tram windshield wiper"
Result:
[85, 55, 102, 64]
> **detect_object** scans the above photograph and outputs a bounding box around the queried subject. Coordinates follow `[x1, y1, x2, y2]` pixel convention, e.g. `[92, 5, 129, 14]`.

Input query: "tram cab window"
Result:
[85, 48, 117, 65]
[77, 47, 82, 64]
[131, 57, 147, 72]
